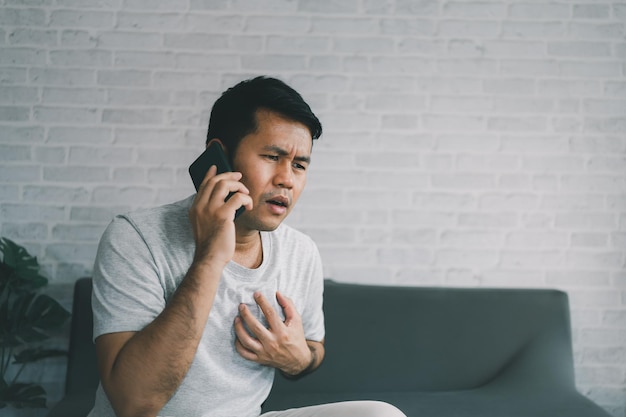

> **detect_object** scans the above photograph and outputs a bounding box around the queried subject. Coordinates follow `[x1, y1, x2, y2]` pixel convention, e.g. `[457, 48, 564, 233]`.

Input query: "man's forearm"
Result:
[98, 262, 222, 417]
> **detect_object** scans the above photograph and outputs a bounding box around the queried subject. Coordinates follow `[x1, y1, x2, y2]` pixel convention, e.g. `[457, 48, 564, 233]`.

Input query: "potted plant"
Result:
[0, 237, 71, 410]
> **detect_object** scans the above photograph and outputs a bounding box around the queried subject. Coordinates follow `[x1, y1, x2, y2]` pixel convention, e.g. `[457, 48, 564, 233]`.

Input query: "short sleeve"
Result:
[301, 242, 325, 343]
[91, 215, 166, 340]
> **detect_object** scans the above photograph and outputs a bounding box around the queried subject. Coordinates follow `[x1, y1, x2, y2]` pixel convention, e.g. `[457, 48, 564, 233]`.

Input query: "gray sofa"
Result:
[48, 278, 611, 417]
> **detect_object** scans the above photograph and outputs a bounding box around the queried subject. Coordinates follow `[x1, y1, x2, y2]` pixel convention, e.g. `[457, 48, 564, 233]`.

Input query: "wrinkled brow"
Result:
[263, 145, 311, 164]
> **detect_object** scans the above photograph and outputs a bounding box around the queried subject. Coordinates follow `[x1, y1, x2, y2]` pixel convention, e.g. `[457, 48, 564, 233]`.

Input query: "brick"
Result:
[49, 10, 114, 28]
[335, 37, 395, 54]
[441, 231, 503, 247]
[50, 50, 112, 67]
[298, 0, 358, 13]
[46, 243, 99, 262]
[29, 68, 96, 86]
[437, 59, 498, 75]
[98, 31, 163, 49]
[42, 87, 106, 105]
[70, 206, 125, 222]
[185, 15, 244, 33]
[1, 223, 48, 240]
[509, 3, 570, 19]
[522, 156, 584, 172]
[114, 51, 176, 68]
[443, 2, 506, 18]
[0, 67, 27, 84]
[423, 114, 485, 131]
[102, 109, 162, 125]
[416, 77, 482, 94]
[547, 271, 610, 287]
[501, 250, 563, 268]
[0, 48, 46, 66]
[501, 135, 568, 153]
[69, 147, 133, 165]
[165, 33, 228, 50]
[107, 89, 170, 106]
[23, 185, 90, 203]
[176, 54, 241, 70]
[311, 18, 378, 34]
[97, 70, 151, 87]
[189, 0, 229, 10]
[34, 106, 98, 124]
[562, 174, 625, 193]
[0, 126, 44, 143]
[431, 96, 491, 113]
[0, 8, 46, 26]
[395, 0, 438, 16]
[380, 18, 434, 36]
[34, 146, 66, 163]
[56, 0, 121, 7]
[8, 29, 59, 47]
[245, 16, 310, 33]
[0, 204, 65, 221]
[459, 213, 518, 228]
[574, 4, 610, 19]
[60, 30, 97, 47]
[52, 224, 106, 241]
[569, 22, 624, 39]
[0, 106, 30, 121]
[436, 249, 499, 268]
[299, 227, 355, 245]
[48, 127, 112, 144]
[153, 71, 219, 89]
[232, 0, 297, 11]
[92, 186, 156, 204]
[44, 166, 109, 182]
[571, 232, 609, 248]
[117, 12, 186, 30]
[565, 251, 623, 269]
[502, 22, 565, 39]
[0, 86, 39, 103]
[267, 36, 329, 53]
[123, 0, 189, 9]
[587, 156, 626, 172]
[0, 144, 31, 161]
[561, 61, 621, 78]
[439, 20, 500, 38]
[488, 116, 547, 132]
[399, 39, 444, 55]
[483, 40, 545, 57]
[548, 41, 611, 57]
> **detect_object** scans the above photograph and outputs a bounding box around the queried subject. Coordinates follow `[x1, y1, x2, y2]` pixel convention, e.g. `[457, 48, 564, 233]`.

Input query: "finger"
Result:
[254, 292, 283, 329]
[237, 304, 270, 339]
[198, 164, 218, 189]
[224, 192, 253, 215]
[276, 291, 299, 325]
[233, 316, 263, 351]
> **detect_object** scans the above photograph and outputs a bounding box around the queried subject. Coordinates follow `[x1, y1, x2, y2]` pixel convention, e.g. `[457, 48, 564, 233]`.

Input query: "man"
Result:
[88, 77, 406, 417]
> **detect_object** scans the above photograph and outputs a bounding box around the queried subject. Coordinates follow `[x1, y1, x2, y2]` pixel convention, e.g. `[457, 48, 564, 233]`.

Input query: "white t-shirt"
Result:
[88, 195, 325, 417]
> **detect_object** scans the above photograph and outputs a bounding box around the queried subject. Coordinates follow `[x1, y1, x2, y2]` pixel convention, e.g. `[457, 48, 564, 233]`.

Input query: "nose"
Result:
[274, 161, 294, 189]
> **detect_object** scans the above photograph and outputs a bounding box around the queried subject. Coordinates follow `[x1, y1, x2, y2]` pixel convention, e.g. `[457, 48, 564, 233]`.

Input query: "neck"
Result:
[232, 227, 263, 269]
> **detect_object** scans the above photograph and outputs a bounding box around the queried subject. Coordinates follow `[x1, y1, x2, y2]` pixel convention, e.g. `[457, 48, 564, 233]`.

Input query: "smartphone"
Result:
[189, 141, 245, 219]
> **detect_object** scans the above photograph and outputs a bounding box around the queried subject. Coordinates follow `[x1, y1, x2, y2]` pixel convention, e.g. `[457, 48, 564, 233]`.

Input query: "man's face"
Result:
[231, 109, 312, 232]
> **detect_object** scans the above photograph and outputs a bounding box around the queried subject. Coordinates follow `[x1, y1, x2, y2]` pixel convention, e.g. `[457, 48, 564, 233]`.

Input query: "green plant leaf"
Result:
[0, 293, 70, 347]
[0, 382, 47, 409]
[0, 238, 47, 295]
[13, 348, 67, 365]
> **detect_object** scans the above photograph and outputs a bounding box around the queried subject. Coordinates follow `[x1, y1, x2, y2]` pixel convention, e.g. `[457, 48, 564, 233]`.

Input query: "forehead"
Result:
[246, 110, 313, 154]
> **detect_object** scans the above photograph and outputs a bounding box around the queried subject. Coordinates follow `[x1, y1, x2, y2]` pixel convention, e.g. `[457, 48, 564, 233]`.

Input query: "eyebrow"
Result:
[263, 145, 311, 164]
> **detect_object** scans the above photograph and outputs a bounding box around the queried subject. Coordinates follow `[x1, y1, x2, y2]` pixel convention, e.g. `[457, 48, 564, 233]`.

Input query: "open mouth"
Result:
[267, 199, 288, 208]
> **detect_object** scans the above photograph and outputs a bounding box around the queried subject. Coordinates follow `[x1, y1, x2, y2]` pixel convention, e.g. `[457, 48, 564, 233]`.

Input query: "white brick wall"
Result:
[0, 0, 625, 415]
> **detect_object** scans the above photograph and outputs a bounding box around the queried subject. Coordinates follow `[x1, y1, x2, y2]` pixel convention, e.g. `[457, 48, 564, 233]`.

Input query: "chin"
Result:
[237, 212, 284, 232]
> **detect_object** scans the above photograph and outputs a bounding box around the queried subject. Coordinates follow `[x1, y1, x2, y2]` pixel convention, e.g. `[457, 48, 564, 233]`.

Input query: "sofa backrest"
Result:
[66, 277, 100, 395]
[267, 280, 575, 397]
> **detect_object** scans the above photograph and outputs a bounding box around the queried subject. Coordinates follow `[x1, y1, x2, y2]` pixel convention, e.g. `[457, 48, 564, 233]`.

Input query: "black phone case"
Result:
[188, 142, 245, 218]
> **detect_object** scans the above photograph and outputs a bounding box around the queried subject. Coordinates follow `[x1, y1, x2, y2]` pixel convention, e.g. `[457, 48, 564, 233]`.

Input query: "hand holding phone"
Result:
[189, 141, 246, 219]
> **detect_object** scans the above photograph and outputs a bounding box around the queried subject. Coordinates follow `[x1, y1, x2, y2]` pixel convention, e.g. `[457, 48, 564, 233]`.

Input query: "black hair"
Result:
[206, 76, 322, 160]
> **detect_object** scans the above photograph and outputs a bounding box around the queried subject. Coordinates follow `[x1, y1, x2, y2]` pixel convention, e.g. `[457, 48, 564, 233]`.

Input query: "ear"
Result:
[206, 138, 229, 157]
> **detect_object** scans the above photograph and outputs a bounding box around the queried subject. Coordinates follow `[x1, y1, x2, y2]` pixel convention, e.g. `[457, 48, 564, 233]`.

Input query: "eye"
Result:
[263, 154, 279, 161]
[293, 162, 307, 171]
